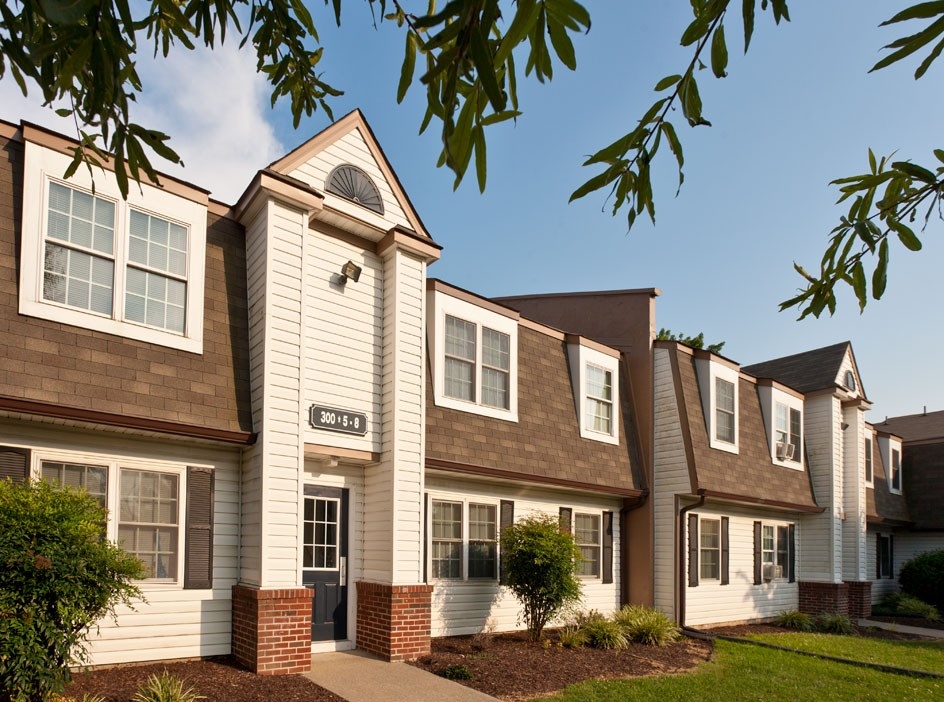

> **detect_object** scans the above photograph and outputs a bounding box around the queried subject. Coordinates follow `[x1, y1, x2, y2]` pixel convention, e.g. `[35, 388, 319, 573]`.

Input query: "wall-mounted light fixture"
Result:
[339, 260, 362, 285]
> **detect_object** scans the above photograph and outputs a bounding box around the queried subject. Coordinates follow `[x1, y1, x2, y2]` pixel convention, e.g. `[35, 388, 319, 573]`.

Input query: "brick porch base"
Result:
[798, 580, 872, 618]
[845, 580, 872, 618]
[232, 585, 312, 675]
[356, 582, 433, 661]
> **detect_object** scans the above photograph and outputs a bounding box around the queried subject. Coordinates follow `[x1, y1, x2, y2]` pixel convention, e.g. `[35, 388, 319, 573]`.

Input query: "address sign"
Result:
[309, 405, 368, 436]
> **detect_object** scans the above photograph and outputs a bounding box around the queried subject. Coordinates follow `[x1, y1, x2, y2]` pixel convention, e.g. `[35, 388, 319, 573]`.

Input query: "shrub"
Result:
[878, 592, 903, 612]
[582, 613, 628, 650]
[556, 625, 587, 649]
[440, 664, 473, 681]
[615, 605, 682, 646]
[132, 672, 205, 702]
[0, 479, 144, 702]
[899, 550, 944, 610]
[895, 594, 940, 622]
[814, 612, 855, 635]
[499, 514, 582, 641]
[774, 610, 814, 632]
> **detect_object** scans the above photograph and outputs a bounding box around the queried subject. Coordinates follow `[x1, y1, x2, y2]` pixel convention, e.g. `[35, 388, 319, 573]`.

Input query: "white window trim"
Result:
[427, 292, 518, 422]
[30, 448, 190, 590]
[427, 493, 500, 582]
[568, 343, 620, 446]
[572, 509, 604, 580]
[760, 522, 791, 582]
[699, 516, 722, 581]
[877, 435, 903, 495]
[20, 141, 206, 353]
[864, 436, 874, 488]
[696, 359, 740, 454]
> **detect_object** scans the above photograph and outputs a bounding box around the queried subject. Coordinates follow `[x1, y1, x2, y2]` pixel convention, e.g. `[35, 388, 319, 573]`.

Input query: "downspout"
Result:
[677, 489, 707, 631]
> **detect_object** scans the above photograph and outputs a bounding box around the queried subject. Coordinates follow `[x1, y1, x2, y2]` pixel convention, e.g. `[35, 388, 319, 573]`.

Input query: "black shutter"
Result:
[559, 507, 572, 534]
[876, 534, 882, 579]
[0, 447, 30, 483]
[602, 511, 614, 585]
[753, 521, 763, 585]
[499, 500, 514, 585]
[889, 535, 895, 579]
[720, 517, 730, 585]
[423, 493, 430, 583]
[788, 524, 796, 583]
[688, 514, 699, 587]
[184, 467, 214, 590]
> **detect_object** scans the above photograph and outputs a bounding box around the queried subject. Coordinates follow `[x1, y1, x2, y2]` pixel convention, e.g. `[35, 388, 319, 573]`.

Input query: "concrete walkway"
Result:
[860, 618, 944, 639]
[305, 651, 499, 702]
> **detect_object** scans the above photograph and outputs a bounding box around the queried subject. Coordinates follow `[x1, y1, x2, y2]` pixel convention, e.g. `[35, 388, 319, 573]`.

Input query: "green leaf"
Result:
[654, 74, 682, 91]
[880, 1, 944, 27]
[469, 28, 506, 110]
[680, 16, 710, 47]
[892, 160, 937, 183]
[873, 238, 889, 299]
[710, 24, 728, 78]
[397, 32, 417, 103]
[473, 126, 487, 193]
[934, 148, 944, 164]
[480, 110, 521, 126]
[851, 261, 867, 311]
[570, 165, 620, 202]
[915, 35, 944, 77]
[871, 15, 944, 72]
[889, 218, 923, 251]
[547, 16, 577, 71]
[38, 0, 97, 25]
[742, 0, 755, 52]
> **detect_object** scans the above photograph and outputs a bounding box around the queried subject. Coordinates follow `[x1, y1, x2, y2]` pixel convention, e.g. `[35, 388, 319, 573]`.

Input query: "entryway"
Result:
[302, 485, 349, 642]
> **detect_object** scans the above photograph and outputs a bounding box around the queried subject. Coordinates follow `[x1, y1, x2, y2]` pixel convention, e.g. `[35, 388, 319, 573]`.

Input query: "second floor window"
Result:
[443, 315, 510, 409]
[890, 448, 902, 493]
[715, 378, 735, 444]
[585, 365, 613, 435]
[865, 437, 873, 484]
[775, 403, 802, 463]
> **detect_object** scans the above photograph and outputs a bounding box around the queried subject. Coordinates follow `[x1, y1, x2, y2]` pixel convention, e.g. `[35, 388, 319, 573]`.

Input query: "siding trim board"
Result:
[667, 347, 699, 491]
[426, 459, 647, 499]
[0, 397, 255, 445]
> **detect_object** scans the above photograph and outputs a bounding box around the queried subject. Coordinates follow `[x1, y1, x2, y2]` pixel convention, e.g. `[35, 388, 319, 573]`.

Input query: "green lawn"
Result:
[748, 632, 944, 675]
[541, 639, 943, 701]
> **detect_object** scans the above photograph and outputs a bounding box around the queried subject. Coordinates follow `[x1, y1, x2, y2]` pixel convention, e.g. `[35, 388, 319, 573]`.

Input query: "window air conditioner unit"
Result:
[776, 441, 795, 461]
[762, 563, 783, 581]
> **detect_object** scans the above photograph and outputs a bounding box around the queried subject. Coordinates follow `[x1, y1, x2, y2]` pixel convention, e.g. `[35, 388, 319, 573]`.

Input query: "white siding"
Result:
[242, 199, 307, 587]
[0, 418, 241, 666]
[425, 476, 622, 637]
[800, 394, 843, 582]
[303, 229, 384, 453]
[841, 405, 867, 581]
[868, 529, 944, 603]
[685, 504, 801, 626]
[362, 248, 426, 583]
[288, 129, 412, 232]
[652, 347, 693, 619]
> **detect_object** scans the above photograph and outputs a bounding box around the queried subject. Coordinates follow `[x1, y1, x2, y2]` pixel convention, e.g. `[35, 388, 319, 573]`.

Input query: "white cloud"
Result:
[0, 41, 284, 204]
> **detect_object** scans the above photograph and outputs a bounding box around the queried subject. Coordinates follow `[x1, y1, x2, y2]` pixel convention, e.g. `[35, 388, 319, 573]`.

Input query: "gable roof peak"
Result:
[741, 341, 856, 395]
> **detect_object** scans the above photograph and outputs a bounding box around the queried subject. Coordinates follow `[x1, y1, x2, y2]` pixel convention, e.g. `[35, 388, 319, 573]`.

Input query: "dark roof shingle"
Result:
[742, 342, 851, 395]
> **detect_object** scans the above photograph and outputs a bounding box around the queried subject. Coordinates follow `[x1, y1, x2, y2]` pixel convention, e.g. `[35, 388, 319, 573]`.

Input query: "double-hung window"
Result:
[21, 140, 206, 352]
[865, 437, 873, 485]
[700, 518, 721, 580]
[761, 525, 789, 580]
[715, 378, 735, 444]
[430, 499, 497, 580]
[585, 365, 613, 435]
[877, 534, 893, 578]
[444, 315, 510, 410]
[574, 512, 602, 577]
[890, 448, 902, 493]
[775, 403, 802, 463]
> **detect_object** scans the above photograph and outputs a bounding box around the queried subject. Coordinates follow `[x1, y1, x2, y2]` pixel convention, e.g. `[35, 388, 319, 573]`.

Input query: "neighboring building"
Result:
[869, 410, 944, 600]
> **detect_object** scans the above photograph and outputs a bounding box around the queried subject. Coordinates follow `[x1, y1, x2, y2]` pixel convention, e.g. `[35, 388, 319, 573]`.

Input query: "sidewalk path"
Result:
[859, 618, 944, 639]
[305, 651, 499, 702]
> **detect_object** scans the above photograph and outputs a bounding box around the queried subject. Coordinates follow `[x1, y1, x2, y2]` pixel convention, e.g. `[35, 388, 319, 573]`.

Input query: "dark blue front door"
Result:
[302, 485, 348, 641]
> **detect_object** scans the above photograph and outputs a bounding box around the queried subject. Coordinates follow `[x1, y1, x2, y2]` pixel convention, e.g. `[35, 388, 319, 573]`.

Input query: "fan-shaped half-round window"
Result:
[844, 369, 857, 391]
[325, 164, 384, 214]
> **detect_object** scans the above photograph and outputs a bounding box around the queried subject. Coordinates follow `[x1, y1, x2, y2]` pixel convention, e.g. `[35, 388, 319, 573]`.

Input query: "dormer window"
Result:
[890, 448, 902, 493]
[325, 164, 384, 214]
[756, 381, 803, 469]
[865, 437, 874, 486]
[695, 357, 740, 453]
[428, 287, 518, 422]
[844, 370, 857, 391]
[876, 434, 903, 495]
[567, 339, 620, 445]
[20, 141, 206, 353]
[774, 402, 802, 463]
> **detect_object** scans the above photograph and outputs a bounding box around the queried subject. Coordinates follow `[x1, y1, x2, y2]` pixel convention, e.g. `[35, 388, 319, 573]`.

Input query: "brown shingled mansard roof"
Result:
[664, 342, 820, 512]
[866, 426, 912, 526]
[878, 411, 944, 531]
[742, 342, 857, 396]
[425, 321, 645, 498]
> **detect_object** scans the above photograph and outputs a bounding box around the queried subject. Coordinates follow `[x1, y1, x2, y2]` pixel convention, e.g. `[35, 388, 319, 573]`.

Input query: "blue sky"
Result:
[1, 1, 941, 420]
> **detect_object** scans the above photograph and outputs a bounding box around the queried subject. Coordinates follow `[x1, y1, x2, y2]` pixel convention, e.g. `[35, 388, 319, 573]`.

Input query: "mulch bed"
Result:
[409, 630, 713, 701]
[63, 656, 344, 702]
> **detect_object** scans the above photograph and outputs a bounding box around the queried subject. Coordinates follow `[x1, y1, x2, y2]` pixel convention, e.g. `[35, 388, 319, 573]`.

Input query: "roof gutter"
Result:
[677, 489, 707, 631]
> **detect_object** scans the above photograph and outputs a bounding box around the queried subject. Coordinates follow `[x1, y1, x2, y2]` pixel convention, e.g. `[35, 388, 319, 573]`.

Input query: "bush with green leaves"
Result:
[439, 664, 473, 681]
[774, 610, 814, 632]
[556, 625, 587, 649]
[614, 605, 682, 646]
[580, 611, 628, 650]
[131, 672, 204, 702]
[499, 514, 582, 641]
[0, 479, 144, 702]
[898, 549, 944, 611]
[814, 613, 855, 635]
